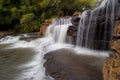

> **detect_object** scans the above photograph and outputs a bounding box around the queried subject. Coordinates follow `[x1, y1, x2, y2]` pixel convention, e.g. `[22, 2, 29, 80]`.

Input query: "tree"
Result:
[0, 0, 97, 32]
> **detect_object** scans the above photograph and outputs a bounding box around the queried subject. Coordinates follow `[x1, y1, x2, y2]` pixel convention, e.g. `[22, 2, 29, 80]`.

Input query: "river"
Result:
[0, 33, 52, 80]
[0, 17, 109, 80]
[0, 32, 109, 80]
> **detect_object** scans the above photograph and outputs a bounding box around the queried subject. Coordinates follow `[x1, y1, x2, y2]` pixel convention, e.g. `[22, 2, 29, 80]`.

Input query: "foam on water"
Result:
[0, 18, 72, 80]
[74, 47, 109, 57]
[0, 36, 20, 44]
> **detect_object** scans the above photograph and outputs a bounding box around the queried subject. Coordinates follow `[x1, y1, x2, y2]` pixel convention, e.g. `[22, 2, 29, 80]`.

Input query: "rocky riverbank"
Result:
[44, 49, 105, 80]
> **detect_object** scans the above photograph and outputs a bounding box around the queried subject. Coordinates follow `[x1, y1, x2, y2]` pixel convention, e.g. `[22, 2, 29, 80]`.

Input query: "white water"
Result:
[1, 0, 118, 79]
[0, 18, 72, 80]
[0, 17, 109, 80]
[45, 18, 72, 43]
[0, 36, 21, 44]
[76, 0, 119, 50]
[1, 19, 110, 80]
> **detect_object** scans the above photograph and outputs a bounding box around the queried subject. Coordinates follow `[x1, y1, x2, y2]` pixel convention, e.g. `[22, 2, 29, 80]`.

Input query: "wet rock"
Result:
[44, 49, 103, 80]
[71, 17, 80, 26]
[67, 25, 78, 37]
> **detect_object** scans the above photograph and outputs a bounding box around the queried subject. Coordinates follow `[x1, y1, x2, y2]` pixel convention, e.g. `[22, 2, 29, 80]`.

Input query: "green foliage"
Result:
[19, 13, 38, 33]
[0, 9, 12, 24]
[0, 0, 98, 33]
[20, 13, 35, 24]
[10, 7, 21, 19]
[41, 12, 45, 21]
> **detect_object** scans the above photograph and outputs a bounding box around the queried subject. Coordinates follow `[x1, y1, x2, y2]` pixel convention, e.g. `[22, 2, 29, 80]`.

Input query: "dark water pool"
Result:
[0, 44, 37, 80]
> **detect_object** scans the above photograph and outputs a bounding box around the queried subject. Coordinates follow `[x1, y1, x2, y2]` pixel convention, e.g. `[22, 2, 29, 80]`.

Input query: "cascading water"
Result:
[76, 0, 120, 50]
[45, 18, 72, 43]
[0, 0, 119, 80]
[0, 18, 72, 80]
[0, 16, 109, 80]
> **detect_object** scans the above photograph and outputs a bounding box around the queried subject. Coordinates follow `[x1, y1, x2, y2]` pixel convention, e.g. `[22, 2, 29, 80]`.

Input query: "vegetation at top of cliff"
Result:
[0, 0, 99, 33]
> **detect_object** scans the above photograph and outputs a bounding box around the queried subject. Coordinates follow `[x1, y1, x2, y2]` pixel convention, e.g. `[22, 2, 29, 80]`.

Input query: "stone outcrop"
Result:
[103, 21, 120, 80]
[39, 19, 53, 35]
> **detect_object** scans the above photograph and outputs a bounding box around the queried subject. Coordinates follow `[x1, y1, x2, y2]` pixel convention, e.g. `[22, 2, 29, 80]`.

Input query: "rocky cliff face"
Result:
[103, 21, 120, 80]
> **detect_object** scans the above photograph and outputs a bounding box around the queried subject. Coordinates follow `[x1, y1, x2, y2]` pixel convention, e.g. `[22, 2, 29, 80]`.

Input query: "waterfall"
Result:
[0, 0, 119, 80]
[76, 0, 120, 50]
[0, 18, 72, 80]
[0, 17, 109, 80]
[45, 18, 72, 43]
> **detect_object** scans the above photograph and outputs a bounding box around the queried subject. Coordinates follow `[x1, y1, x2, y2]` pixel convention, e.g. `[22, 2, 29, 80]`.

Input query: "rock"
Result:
[67, 25, 78, 44]
[103, 56, 120, 80]
[72, 12, 81, 17]
[44, 49, 103, 80]
[71, 12, 81, 26]
[111, 40, 120, 54]
[67, 25, 78, 37]
[113, 21, 120, 38]
[39, 19, 53, 35]
[71, 17, 80, 26]
[0, 31, 13, 38]
[103, 20, 120, 80]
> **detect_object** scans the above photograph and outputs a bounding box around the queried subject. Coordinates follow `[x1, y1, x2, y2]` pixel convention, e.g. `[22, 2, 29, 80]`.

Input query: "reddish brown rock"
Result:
[113, 21, 120, 38]
[39, 19, 53, 35]
[72, 12, 81, 17]
[103, 21, 120, 80]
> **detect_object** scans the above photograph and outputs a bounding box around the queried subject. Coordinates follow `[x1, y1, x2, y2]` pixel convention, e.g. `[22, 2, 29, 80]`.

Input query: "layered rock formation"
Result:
[103, 21, 120, 80]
